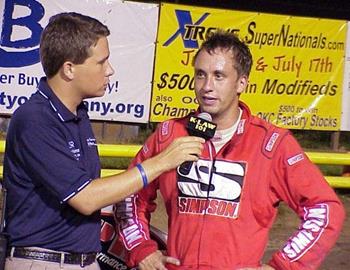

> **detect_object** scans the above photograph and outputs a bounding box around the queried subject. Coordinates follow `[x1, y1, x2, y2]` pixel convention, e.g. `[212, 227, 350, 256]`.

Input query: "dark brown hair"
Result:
[40, 12, 110, 78]
[193, 30, 253, 78]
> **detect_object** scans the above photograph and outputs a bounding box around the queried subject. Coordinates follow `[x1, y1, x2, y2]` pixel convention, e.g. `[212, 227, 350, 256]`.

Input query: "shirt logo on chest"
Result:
[68, 141, 81, 160]
[86, 137, 97, 147]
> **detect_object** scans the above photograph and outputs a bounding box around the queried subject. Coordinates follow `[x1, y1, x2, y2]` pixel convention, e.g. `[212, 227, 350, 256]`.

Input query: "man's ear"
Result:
[237, 75, 248, 94]
[62, 61, 74, 80]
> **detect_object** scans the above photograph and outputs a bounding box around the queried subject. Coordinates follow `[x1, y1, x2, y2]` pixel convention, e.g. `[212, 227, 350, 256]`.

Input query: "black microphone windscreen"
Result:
[186, 112, 217, 140]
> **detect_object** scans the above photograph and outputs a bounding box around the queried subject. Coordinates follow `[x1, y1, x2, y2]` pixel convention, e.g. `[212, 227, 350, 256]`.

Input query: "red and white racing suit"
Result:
[116, 102, 345, 270]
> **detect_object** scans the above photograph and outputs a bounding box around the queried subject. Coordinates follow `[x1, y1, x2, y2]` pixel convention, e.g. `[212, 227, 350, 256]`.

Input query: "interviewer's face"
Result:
[194, 48, 247, 130]
[73, 36, 115, 99]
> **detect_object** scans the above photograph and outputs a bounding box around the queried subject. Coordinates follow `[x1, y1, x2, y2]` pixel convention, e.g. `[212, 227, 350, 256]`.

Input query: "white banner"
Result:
[0, 0, 158, 123]
[341, 22, 350, 131]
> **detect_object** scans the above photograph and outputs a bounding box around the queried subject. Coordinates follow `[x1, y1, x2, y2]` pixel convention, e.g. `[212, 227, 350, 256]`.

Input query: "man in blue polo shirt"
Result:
[3, 12, 204, 270]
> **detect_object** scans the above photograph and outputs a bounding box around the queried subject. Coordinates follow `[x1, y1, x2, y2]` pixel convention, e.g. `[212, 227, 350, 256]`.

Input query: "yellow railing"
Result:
[0, 141, 349, 188]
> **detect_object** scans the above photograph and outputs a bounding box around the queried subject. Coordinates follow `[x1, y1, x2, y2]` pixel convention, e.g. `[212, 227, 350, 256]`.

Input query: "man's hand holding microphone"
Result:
[144, 135, 205, 180]
[144, 112, 217, 181]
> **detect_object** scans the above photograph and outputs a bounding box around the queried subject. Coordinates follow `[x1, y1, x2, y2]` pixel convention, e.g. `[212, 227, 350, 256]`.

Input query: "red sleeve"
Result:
[268, 133, 345, 270]
[115, 128, 161, 267]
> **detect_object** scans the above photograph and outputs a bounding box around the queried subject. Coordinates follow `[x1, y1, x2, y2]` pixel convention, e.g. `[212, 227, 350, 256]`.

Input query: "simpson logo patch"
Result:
[237, 119, 246, 134]
[287, 153, 304, 165]
[177, 159, 246, 219]
[265, 132, 279, 152]
[142, 144, 149, 154]
[116, 196, 145, 250]
[282, 204, 329, 262]
[161, 121, 169, 136]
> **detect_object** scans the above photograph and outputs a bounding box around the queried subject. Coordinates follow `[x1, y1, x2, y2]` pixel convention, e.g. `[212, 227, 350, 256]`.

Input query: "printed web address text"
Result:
[0, 92, 144, 118]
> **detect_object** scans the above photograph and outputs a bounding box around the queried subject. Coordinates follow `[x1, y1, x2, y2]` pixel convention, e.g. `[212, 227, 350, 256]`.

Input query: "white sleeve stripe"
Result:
[61, 179, 91, 203]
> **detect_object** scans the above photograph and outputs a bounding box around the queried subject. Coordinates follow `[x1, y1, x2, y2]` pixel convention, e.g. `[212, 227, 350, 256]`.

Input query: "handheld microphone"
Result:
[186, 112, 217, 140]
[179, 113, 217, 174]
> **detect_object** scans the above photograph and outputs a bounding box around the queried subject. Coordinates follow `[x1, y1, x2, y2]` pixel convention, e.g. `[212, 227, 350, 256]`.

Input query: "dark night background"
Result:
[159, 0, 350, 20]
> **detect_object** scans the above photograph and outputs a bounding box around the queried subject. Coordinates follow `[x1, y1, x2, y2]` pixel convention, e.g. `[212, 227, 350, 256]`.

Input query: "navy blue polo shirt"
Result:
[3, 77, 101, 253]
